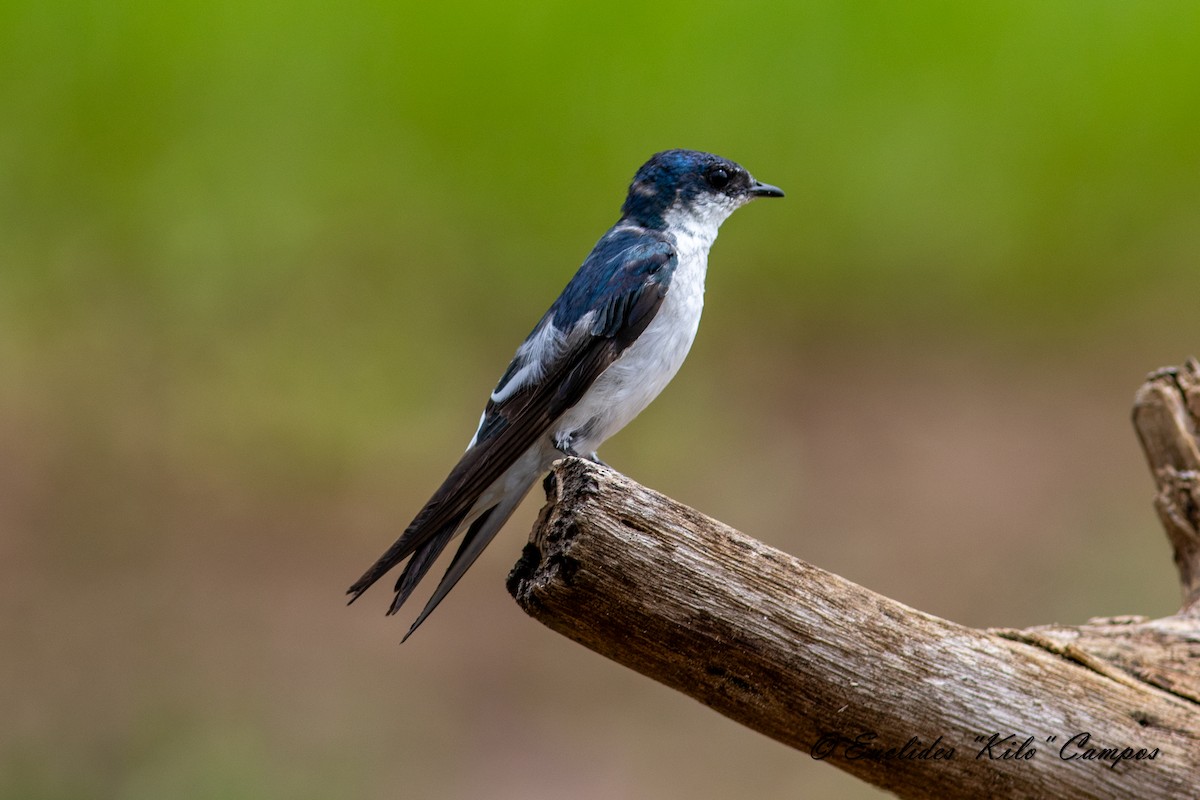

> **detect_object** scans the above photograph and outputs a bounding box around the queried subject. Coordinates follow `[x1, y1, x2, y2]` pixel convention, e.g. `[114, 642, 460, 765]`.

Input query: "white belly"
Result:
[553, 243, 708, 455]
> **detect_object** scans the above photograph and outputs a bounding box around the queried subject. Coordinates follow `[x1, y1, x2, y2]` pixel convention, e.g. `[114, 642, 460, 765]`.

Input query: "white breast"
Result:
[554, 218, 717, 456]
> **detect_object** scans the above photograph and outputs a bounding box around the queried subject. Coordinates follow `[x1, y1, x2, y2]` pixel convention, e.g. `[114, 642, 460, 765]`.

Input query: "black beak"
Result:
[749, 180, 785, 198]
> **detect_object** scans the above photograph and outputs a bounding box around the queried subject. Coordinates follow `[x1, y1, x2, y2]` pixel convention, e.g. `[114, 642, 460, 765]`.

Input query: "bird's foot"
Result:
[553, 433, 580, 458]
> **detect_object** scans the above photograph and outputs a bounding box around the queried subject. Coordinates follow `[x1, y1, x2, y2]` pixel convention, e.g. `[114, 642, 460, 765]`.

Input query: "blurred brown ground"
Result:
[1, 326, 1185, 800]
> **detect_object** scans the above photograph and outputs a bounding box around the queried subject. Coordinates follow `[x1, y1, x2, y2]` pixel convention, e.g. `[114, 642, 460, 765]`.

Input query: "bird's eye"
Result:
[706, 167, 730, 190]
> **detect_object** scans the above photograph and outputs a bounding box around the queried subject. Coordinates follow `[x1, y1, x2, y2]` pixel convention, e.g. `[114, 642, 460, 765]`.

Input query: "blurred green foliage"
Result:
[2, 3, 1198, 798]
[3, 1, 1199, 468]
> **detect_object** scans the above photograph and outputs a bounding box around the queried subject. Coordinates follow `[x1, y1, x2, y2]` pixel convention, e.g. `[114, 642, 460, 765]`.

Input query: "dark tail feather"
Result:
[346, 506, 469, 604]
[401, 500, 515, 642]
[386, 521, 459, 615]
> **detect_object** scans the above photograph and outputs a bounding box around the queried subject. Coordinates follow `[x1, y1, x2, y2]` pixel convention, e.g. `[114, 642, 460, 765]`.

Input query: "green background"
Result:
[3, 2, 1197, 798]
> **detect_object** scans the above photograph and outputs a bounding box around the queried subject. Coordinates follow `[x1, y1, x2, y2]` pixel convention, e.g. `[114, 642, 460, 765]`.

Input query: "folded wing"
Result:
[346, 236, 678, 632]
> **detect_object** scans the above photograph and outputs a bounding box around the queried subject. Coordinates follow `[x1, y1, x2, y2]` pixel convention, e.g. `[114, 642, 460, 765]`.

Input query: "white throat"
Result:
[662, 195, 743, 253]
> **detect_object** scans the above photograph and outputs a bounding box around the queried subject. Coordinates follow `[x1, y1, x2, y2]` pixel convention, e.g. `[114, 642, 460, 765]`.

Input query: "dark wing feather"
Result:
[346, 238, 676, 608]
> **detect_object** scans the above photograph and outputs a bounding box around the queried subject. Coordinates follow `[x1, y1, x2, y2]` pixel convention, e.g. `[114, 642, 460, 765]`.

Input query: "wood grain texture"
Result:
[507, 361, 1200, 800]
[1133, 358, 1200, 612]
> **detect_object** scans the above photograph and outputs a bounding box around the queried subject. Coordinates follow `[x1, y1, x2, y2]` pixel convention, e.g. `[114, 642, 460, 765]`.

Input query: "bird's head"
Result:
[620, 149, 784, 232]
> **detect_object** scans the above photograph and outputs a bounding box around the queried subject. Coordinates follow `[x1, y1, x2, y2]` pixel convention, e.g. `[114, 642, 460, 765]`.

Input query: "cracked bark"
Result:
[508, 360, 1200, 800]
[1133, 358, 1200, 613]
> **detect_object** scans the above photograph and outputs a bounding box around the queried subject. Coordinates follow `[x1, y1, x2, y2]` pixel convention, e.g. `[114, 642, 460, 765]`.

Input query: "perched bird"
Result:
[347, 149, 784, 640]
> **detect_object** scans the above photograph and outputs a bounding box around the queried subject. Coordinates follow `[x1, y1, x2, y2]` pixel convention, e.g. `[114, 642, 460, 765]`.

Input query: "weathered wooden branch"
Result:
[1133, 359, 1200, 614]
[507, 360, 1200, 800]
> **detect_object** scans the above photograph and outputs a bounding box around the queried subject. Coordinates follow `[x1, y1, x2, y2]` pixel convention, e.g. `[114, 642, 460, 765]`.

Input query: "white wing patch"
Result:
[489, 316, 566, 404]
[466, 409, 488, 450]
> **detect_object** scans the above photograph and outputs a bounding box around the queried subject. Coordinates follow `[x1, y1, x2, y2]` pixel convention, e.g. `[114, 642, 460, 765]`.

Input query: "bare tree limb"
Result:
[1133, 357, 1200, 613]
[507, 361, 1200, 800]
